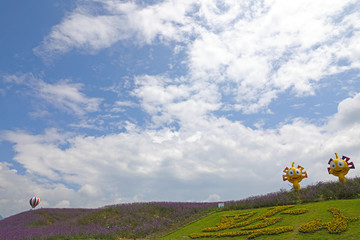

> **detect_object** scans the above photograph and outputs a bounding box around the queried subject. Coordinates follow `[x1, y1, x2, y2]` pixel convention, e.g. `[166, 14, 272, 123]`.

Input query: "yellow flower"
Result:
[281, 208, 307, 215]
[191, 205, 296, 239]
[299, 208, 358, 234]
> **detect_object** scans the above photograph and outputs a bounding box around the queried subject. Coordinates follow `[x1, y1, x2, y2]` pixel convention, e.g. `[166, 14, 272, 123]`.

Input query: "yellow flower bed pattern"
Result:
[189, 206, 358, 239]
[299, 208, 359, 234]
[281, 208, 308, 215]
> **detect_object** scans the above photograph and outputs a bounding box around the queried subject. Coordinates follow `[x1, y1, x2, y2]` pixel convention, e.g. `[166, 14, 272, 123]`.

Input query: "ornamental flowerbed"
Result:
[189, 205, 298, 239]
[299, 207, 359, 234]
[189, 205, 359, 239]
[280, 208, 308, 215]
[189, 226, 294, 239]
[201, 205, 292, 233]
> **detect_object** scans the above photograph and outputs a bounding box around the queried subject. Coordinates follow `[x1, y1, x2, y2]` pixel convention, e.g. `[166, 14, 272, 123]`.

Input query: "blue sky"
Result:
[1, 0, 360, 218]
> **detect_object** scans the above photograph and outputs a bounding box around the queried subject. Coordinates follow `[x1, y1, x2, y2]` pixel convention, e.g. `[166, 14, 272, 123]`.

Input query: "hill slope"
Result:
[1, 177, 360, 240]
[0, 202, 217, 240]
[158, 199, 360, 240]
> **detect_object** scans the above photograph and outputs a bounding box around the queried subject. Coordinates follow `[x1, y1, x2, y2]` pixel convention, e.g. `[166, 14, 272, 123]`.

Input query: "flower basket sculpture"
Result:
[328, 153, 355, 183]
[283, 162, 308, 190]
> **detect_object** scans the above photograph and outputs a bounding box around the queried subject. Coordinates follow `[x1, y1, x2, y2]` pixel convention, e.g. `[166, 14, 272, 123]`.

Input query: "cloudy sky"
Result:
[1, 0, 360, 218]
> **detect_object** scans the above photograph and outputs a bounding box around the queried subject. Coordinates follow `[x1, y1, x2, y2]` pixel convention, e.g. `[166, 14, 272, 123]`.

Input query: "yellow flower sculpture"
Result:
[282, 162, 308, 190]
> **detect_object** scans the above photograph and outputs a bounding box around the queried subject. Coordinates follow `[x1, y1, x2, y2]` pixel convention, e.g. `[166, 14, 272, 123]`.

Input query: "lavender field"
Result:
[223, 177, 360, 211]
[0, 202, 217, 240]
[1, 177, 360, 240]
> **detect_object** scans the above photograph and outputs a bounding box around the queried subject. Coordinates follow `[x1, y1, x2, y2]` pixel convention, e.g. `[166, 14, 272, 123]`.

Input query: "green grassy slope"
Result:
[157, 199, 360, 240]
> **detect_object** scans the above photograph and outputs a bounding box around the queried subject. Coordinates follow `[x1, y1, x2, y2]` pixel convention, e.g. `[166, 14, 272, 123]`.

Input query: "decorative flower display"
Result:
[189, 205, 302, 239]
[281, 208, 308, 215]
[299, 208, 359, 234]
[189, 226, 294, 239]
[202, 212, 256, 232]
[190, 205, 358, 239]
[240, 217, 281, 230]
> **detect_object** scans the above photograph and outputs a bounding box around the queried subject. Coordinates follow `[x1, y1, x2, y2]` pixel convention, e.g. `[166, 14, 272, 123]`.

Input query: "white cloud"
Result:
[189, 0, 359, 112]
[326, 92, 360, 130]
[37, 80, 102, 115]
[34, 0, 360, 114]
[34, 0, 197, 58]
[335, 15, 360, 68]
[79, 184, 100, 197]
[34, 13, 132, 57]
[55, 200, 71, 208]
[3, 73, 102, 116]
[204, 193, 221, 202]
[132, 74, 221, 126]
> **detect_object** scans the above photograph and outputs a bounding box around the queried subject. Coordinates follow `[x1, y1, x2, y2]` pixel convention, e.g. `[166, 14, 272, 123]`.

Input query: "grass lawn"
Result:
[156, 199, 360, 240]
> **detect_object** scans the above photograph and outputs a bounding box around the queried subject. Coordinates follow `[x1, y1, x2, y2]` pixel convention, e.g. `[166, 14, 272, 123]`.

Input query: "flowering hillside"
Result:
[223, 177, 360, 211]
[1, 177, 360, 240]
[0, 202, 217, 240]
[162, 200, 360, 240]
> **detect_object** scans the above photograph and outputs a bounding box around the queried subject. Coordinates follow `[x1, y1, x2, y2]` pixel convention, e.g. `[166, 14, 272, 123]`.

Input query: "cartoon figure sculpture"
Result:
[328, 153, 355, 183]
[283, 162, 308, 190]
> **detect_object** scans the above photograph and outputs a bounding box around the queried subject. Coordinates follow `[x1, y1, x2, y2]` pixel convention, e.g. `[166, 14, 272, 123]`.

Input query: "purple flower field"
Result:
[1, 177, 360, 240]
[223, 177, 360, 210]
[0, 202, 217, 240]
